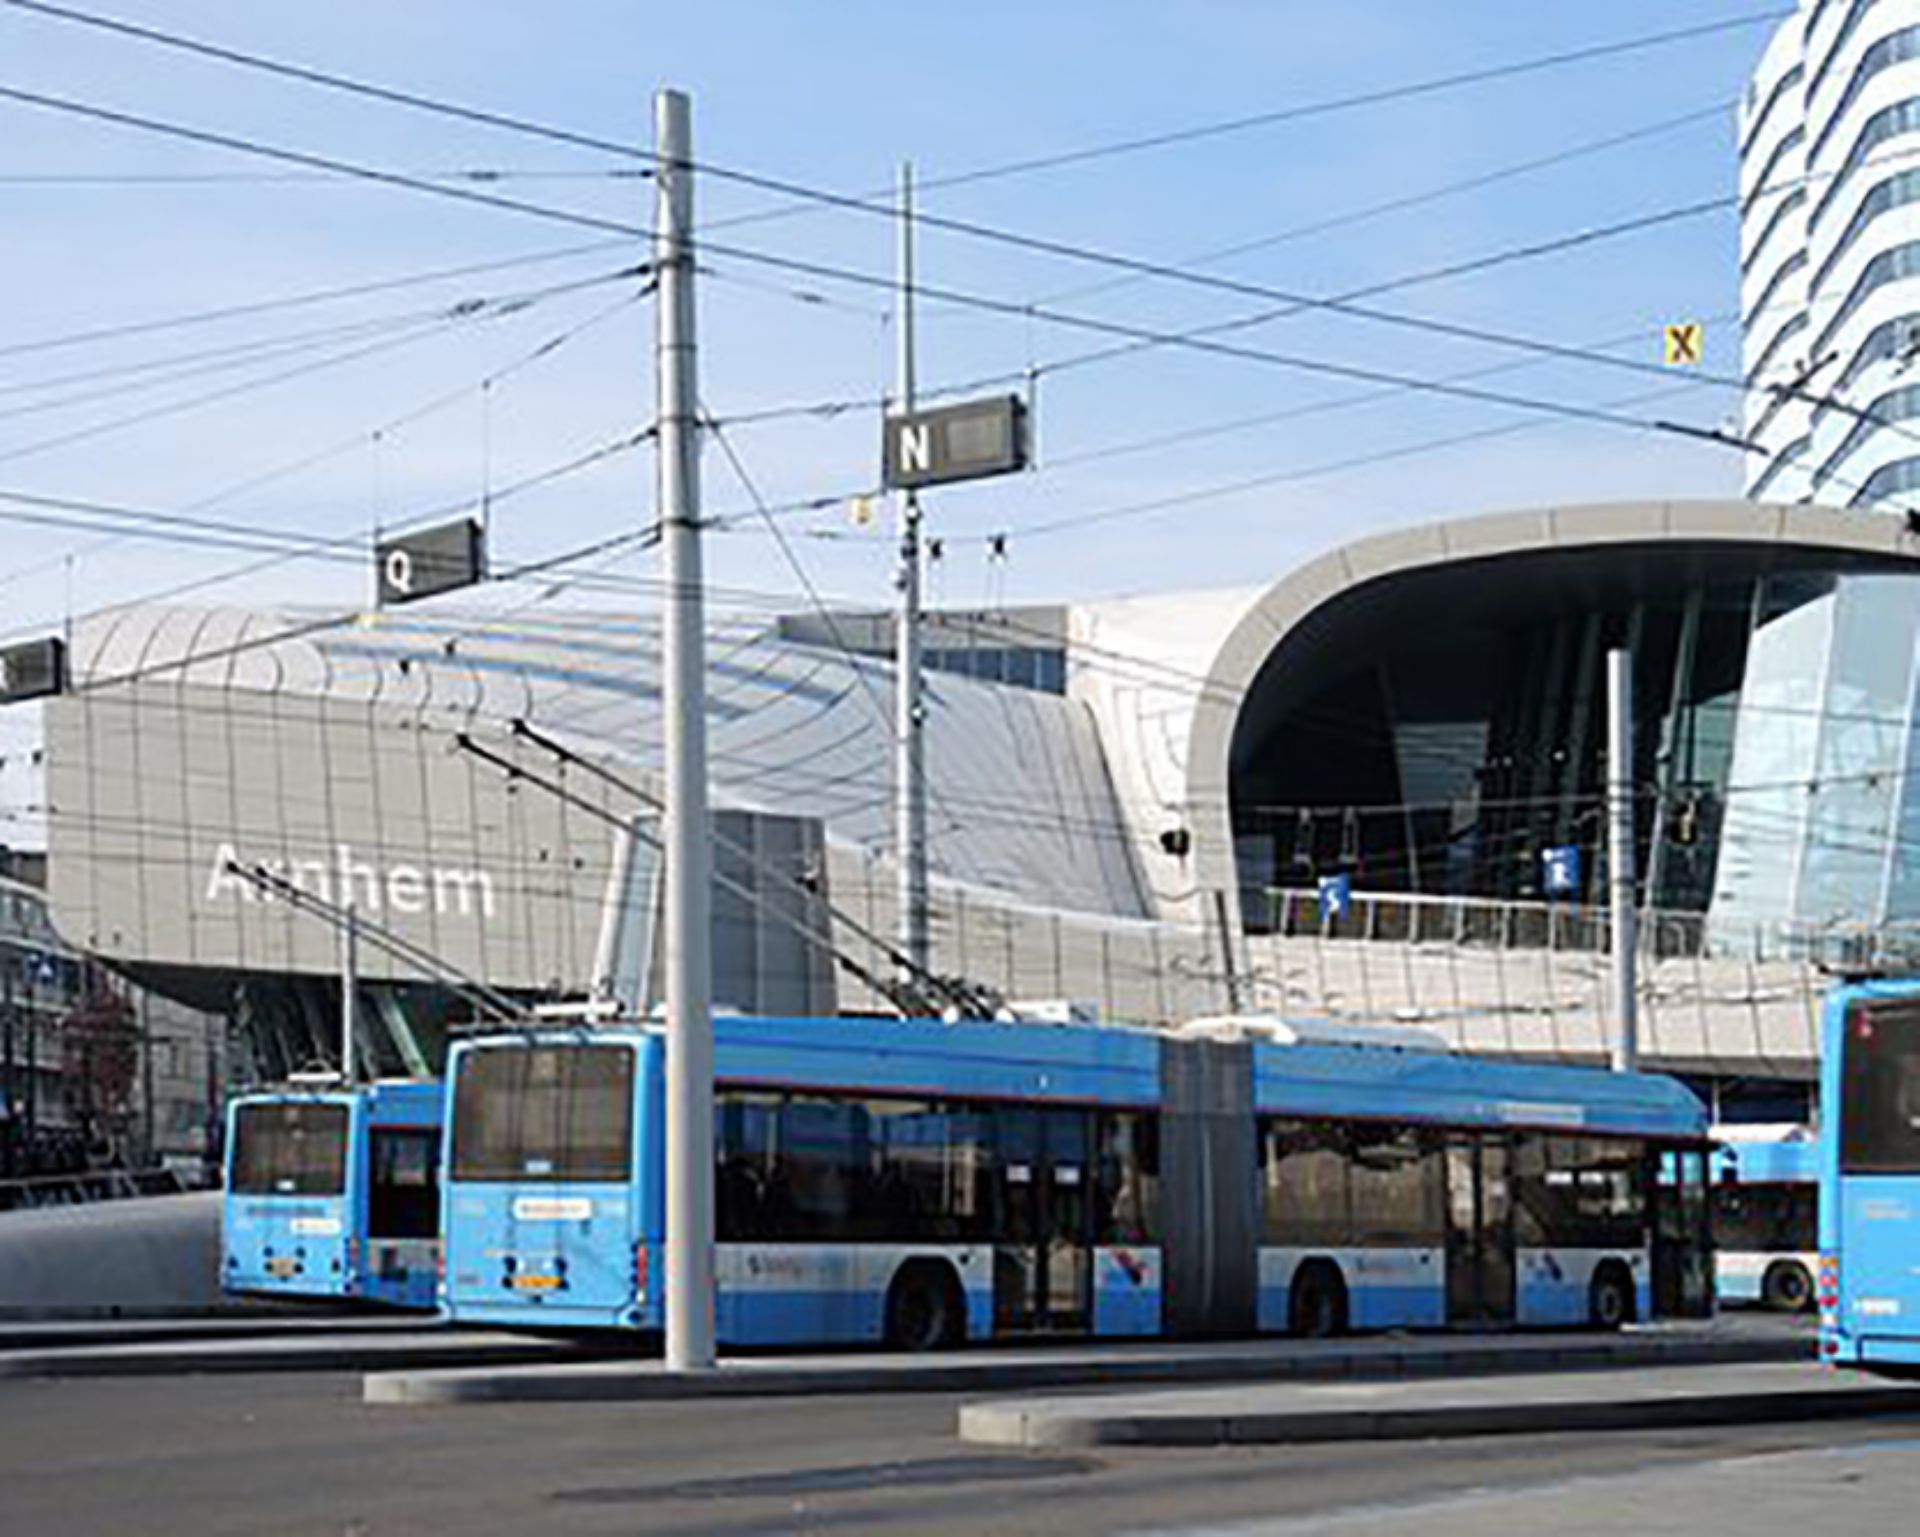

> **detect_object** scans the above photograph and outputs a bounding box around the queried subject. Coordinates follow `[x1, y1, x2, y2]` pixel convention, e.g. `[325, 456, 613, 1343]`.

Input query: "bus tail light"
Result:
[633, 1242, 650, 1300]
[1819, 1253, 1839, 1309]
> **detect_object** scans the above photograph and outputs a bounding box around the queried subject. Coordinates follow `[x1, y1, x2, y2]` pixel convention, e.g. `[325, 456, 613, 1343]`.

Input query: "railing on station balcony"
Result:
[1253, 885, 1920, 970]
[1254, 885, 1711, 958]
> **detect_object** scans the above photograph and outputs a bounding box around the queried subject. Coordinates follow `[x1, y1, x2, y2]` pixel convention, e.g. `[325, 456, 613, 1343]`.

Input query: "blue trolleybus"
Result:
[1818, 978, 1920, 1372]
[223, 1079, 445, 1310]
[1711, 1126, 1817, 1311]
[440, 1015, 1712, 1346]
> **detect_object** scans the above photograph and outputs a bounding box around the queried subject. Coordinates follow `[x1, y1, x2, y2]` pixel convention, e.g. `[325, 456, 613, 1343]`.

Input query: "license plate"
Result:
[265, 1257, 300, 1278]
[510, 1273, 561, 1292]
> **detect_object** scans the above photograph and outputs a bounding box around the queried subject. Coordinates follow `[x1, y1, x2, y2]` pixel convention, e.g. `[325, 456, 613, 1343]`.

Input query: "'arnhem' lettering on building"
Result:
[204, 842, 498, 921]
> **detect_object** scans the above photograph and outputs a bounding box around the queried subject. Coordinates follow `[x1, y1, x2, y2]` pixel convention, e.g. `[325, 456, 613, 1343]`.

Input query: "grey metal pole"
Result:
[1608, 648, 1639, 1072]
[656, 86, 715, 1373]
[339, 899, 357, 1085]
[894, 160, 931, 990]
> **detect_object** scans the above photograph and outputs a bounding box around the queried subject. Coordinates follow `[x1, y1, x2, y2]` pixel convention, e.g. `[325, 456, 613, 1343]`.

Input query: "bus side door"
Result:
[993, 1107, 1092, 1335]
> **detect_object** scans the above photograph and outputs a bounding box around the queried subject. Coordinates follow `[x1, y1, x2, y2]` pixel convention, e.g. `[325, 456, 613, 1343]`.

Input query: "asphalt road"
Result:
[3, 1358, 1919, 1537]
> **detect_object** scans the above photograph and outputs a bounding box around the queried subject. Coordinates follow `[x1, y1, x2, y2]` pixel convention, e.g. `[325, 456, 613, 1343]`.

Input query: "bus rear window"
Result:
[1841, 1001, 1920, 1173]
[230, 1102, 349, 1196]
[451, 1045, 634, 1183]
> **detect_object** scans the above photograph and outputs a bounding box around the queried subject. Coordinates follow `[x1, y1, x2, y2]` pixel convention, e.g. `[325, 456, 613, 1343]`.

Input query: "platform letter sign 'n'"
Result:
[0, 636, 66, 704]
[375, 518, 486, 607]
[883, 395, 1029, 491]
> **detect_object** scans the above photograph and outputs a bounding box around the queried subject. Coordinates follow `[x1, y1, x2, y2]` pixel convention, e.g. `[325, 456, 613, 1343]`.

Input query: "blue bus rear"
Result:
[1819, 980, 1920, 1372]
[1711, 1127, 1817, 1310]
[441, 1016, 1164, 1344]
[223, 1080, 444, 1310]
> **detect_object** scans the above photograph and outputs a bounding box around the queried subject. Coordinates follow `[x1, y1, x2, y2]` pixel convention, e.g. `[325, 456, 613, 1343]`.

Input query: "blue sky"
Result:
[0, 0, 1785, 650]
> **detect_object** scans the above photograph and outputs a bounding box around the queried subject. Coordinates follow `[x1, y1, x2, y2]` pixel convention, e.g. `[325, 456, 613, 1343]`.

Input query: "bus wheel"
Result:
[1289, 1261, 1348, 1339]
[1588, 1263, 1635, 1330]
[1763, 1261, 1813, 1313]
[884, 1261, 964, 1352]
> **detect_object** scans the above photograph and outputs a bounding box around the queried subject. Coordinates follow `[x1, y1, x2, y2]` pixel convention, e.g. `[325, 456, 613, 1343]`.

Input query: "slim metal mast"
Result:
[1608, 648, 1639, 1073]
[894, 160, 931, 989]
[339, 899, 358, 1084]
[655, 87, 716, 1372]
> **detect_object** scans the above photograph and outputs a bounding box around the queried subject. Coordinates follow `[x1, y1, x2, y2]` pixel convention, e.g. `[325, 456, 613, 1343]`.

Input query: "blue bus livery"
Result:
[440, 1014, 1712, 1347]
[223, 1079, 444, 1310]
[1818, 979, 1920, 1371]
[1711, 1126, 1817, 1311]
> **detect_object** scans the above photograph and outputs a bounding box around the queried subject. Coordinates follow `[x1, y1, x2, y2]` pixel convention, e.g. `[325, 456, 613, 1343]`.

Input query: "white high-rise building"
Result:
[1741, 0, 1920, 508]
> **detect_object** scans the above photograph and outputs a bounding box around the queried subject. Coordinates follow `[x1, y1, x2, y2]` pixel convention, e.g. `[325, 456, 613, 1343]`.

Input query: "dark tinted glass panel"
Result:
[450, 1045, 634, 1182]
[1348, 1125, 1445, 1244]
[1513, 1135, 1647, 1248]
[1712, 1181, 1817, 1253]
[230, 1102, 349, 1196]
[1841, 1002, 1920, 1172]
[1260, 1119, 1350, 1244]
[1096, 1111, 1160, 1245]
[367, 1128, 440, 1239]
[716, 1090, 999, 1242]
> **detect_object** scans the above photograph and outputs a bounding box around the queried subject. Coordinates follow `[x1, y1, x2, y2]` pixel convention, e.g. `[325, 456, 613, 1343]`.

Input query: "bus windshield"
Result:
[1841, 1000, 1920, 1174]
[230, 1101, 350, 1196]
[451, 1043, 634, 1183]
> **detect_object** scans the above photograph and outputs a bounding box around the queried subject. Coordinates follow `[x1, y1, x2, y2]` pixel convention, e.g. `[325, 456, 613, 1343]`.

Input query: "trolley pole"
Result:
[1607, 648, 1639, 1073]
[656, 86, 716, 1373]
[339, 899, 358, 1085]
[894, 160, 931, 988]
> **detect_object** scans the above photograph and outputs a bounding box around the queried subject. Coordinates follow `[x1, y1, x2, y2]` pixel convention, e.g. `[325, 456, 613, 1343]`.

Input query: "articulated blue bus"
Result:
[440, 1015, 1712, 1346]
[1818, 978, 1920, 1372]
[1711, 1126, 1817, 1311]
[223, 1079, 444, 1310]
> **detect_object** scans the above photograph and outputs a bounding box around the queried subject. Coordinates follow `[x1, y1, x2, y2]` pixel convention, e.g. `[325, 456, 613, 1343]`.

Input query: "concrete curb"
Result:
[957, 1369, 1920, 1448]
[0, 1331, 601, 1380]
[364, 1331, 1809, 1406]
[0, 1312, 426, 1353]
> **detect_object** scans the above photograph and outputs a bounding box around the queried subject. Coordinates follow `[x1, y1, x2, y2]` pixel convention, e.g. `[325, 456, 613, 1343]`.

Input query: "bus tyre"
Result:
[1289, 1261, 1348, 1339]
[1589, 1264, 1635, 1330]
[1763, 1261, 1813, 1313]
[884, 1261, 964, 1352]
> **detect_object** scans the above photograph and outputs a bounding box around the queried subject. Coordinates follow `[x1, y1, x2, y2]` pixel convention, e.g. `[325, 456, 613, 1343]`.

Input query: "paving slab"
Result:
[365, 1322, 1808, 1405]
[0, 1328, 609, 1380]
[957, 1362, 1920, 1448]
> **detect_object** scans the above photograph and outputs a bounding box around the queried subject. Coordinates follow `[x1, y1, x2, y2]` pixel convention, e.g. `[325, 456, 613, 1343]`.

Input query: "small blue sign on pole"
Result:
[1318, 872, 1353, 920]
[1541, 845, 1581, 898]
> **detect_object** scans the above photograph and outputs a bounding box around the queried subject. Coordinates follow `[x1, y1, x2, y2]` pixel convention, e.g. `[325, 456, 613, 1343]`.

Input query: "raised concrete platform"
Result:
[0, 1328, 610, 1380]
[365, 1322, 1808, 1405]
[957, 1363, 1920, 1447]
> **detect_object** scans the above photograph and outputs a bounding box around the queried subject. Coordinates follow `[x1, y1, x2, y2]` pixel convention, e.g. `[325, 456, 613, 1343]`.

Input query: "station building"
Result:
[39, 498, 1920, 1114]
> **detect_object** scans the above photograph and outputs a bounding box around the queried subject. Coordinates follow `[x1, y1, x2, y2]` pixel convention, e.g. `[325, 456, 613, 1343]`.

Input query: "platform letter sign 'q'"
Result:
[375, 518, 486, 607]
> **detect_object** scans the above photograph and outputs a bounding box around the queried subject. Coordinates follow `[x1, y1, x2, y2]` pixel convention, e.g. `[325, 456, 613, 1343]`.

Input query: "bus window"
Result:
[1841, 1003, 1920, 1173]
[368, 1128, 439, 1240]
[1512, 1135, 1646, 1248]
[230, 1102, 349, 1196]
[1347, 1126, 1445, 1246]
[1712, 1181, 1817, 1254]
[1095, 1111, 1160, 1246]
[450, 1045, 633, 1182]
[1260, 1120, 1350, 1244]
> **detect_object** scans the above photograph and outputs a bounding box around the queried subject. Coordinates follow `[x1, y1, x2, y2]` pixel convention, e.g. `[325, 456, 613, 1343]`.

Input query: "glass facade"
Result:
[1713, 573, 1920, 936]
[1231, 570, 1769, 921]
[1231, 554, 1920, 945]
